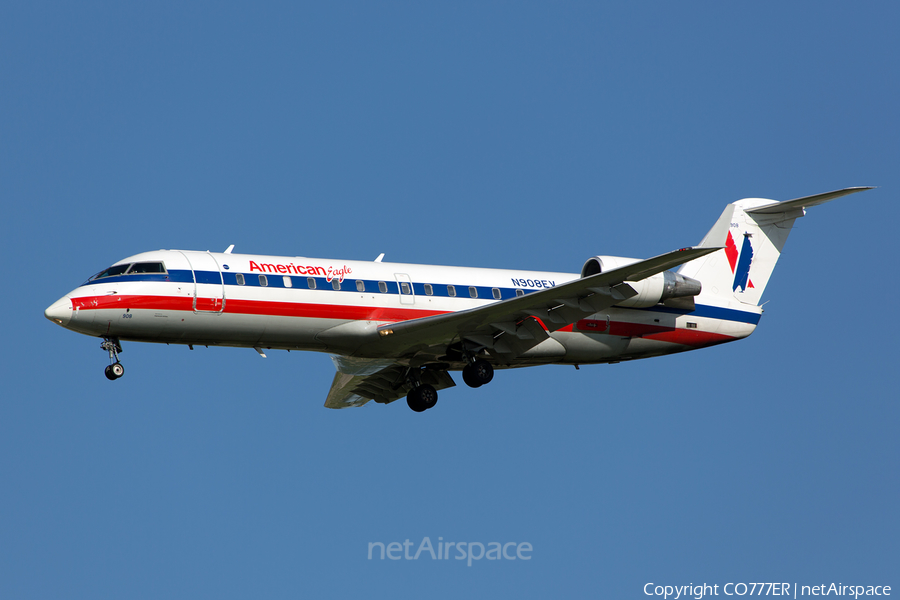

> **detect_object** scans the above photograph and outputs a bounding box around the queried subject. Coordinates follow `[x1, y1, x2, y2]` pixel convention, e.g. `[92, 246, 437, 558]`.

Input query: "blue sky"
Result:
[2, 2, 898, 598]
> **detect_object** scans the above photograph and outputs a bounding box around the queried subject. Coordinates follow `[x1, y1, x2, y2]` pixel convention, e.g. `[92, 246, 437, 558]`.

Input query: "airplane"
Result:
[45, 187, 871, 412]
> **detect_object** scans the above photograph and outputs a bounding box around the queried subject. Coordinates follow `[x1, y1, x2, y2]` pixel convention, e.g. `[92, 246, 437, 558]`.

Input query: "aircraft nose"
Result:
[45, 296, 73, 327]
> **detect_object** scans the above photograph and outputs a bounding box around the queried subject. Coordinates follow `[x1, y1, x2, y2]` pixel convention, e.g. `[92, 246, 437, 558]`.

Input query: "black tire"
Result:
[470, 359, 494, 386]
[407, 384, 438, 412]
[105, 365, 118, 380]
[111, 363, 125, 378]
[407, 388, 427, 412]
[462, 365, 482, 388]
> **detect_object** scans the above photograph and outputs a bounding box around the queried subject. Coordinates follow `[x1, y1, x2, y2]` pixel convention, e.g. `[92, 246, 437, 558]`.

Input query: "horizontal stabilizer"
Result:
[745, 186, 873, 215]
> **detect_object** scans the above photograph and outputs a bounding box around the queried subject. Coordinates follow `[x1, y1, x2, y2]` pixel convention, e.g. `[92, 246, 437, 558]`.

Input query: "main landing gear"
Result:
[462, 359, 493, 388]
[101, 337, 125, 380]
[407, 384, 438, 413]
[405, 359, 495, 412]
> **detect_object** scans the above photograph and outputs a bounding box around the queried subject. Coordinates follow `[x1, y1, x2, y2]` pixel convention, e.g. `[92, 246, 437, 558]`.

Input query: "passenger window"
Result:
[469, 286, 478, 298]
[356, 280, 365, 292]
[447, 285, 456, 297]
[128, 262, 166, 274]
[515, 289, 524, 297]
[283, 276, 292, 288]
[259, 274, 268, 287]
[424, 284, 433, 296]
[332, 280, 341, 290]
[492, 288, 501, 299]
[307, 278, 316, 289]
[400, 282, 411, 295]
[378, 281, 388, 293]
[236, 273, 245, 286]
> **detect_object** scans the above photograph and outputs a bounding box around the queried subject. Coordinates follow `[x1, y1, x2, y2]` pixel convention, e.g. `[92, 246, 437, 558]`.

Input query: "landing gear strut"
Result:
[101, 337, 124, 380]
[407, 384, 438, 412]
[462, 359, 493, 388]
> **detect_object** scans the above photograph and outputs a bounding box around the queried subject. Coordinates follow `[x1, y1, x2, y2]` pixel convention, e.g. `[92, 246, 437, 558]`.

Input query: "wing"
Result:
[368, 245, 719, 363]
[324, 356, 456, 409]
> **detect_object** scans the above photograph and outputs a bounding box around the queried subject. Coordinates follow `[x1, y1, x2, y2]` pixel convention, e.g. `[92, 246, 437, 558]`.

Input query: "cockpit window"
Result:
[90, 264, 132, 281]
[87, 261, 167, 283]
[127, 262, 166, 274]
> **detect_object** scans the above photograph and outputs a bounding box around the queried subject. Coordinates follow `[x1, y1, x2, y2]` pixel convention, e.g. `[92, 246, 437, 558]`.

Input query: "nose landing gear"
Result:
[101, 337, 125, 380]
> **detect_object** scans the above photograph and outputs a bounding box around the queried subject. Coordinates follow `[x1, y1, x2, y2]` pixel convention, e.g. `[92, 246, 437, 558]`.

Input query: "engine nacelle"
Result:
[581, 256, 702, 308]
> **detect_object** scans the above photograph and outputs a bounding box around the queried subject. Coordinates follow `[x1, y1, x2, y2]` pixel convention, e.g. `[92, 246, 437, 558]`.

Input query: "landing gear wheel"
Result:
[420, 384, 438, 410]
[462, 366, 482, 388]
[104, 363, 124, 380]
[463, 359, 493, 388]
[407, 384, 438, 412]
[407, 389, 426, 412]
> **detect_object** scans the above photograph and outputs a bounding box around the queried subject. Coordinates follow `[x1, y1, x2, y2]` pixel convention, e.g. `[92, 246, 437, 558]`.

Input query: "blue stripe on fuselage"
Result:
[87, 269, 761, 325]
[631, 303, 761, 325]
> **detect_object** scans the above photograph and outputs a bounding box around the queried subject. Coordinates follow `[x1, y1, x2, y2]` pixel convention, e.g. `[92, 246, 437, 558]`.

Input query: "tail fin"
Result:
[679, 187, 872, 307]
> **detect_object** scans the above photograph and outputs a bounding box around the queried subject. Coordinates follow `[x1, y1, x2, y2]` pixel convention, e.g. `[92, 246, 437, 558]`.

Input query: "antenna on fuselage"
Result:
[374, 253, 385, 262]
[224, 245, 235, 254]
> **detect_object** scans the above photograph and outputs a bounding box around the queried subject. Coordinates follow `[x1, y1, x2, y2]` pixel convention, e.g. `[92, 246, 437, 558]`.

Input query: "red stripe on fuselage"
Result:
[577, 318, 674, 337]
[72, 294, 449, 322]
[73, 295, 194, 312]
[72, 294, 736, 347]
[641, 329, 734, 346]
[575, 318, 734, 347]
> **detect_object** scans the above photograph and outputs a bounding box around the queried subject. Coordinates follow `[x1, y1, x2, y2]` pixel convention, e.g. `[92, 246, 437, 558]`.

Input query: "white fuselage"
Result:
[45, 249, 760, 370]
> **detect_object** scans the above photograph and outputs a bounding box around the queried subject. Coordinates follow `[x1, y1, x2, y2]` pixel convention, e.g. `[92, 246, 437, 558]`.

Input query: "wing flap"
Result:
[324, 357, 456, 409]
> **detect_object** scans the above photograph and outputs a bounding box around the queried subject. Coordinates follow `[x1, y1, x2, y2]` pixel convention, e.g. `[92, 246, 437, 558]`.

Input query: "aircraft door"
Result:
[180, 251, 226, 313]
[395, 273, 415, 305]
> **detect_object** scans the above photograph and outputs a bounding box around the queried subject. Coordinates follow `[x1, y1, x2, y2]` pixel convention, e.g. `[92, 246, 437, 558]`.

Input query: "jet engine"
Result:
[581, 256, 702, 308]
